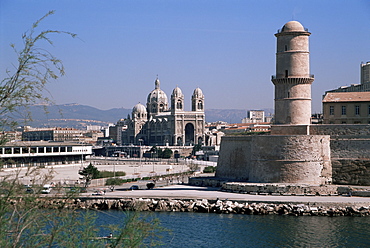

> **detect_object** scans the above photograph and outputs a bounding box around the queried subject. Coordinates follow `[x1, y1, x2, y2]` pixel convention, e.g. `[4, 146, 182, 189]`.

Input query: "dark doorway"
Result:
[185, 123, 194, 145]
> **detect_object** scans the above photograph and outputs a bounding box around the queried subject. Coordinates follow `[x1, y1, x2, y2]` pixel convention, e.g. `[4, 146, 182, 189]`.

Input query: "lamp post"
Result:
[138, 139, 143, 168]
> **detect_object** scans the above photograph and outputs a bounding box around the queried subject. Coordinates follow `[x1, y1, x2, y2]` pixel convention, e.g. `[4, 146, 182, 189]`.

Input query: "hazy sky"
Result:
[1, 0, 369, 113]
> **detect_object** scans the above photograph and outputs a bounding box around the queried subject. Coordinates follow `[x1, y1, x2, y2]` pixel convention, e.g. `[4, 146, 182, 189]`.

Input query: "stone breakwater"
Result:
[42, 197, 370, 217]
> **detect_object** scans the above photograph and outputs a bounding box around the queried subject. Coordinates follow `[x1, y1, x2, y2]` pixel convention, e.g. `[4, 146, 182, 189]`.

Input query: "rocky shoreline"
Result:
[40, 197, 370, 217]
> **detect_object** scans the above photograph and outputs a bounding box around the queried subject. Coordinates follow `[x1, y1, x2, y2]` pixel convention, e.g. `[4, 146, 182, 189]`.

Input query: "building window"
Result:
[368, 105, 370, 115]
[285, 70, 288, 78]
[329, 106, 334, 115]
[285, 45, 288, 51]
[341, 106, 346, 115]
[355, 105, 360, 116]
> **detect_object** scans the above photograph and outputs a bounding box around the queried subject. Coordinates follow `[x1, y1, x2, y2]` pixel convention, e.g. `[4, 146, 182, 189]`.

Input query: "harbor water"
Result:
[95, 210, 370, 247]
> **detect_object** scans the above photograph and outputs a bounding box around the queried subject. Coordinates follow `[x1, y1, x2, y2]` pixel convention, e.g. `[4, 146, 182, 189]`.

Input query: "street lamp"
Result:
[138, 139, 143, 167]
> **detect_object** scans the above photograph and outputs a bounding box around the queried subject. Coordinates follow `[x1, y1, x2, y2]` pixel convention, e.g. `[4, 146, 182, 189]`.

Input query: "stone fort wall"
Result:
[310, 124, 370, 185]
[216, 135, 331, 185]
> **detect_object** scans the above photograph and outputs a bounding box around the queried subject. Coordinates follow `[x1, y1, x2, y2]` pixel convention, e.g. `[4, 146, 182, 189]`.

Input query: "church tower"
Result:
[271, 21, 314, 125]
[147, 78, 168, 118]
[192, 88, 205, 112]
[171, 86, 184, 112]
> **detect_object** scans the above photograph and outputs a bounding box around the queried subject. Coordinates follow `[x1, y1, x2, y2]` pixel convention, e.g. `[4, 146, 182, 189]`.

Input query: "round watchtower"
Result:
[271, 21, 314, 125]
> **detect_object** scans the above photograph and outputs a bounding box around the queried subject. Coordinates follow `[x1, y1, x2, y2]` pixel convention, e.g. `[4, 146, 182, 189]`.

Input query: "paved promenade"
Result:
[83, 184, 370, 207]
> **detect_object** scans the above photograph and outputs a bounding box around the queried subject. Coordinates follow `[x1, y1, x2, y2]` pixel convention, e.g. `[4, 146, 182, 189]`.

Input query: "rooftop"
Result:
[322, 92, 370, 102]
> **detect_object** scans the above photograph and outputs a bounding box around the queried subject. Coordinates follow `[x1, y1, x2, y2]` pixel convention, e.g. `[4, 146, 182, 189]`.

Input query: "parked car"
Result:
[24, 185, 34, 194]
[129, 185, 139, 190]
[41, 184, 52, 194]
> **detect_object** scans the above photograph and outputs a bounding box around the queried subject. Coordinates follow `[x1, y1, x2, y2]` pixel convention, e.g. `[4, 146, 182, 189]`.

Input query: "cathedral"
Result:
[118, 78, 205, 146]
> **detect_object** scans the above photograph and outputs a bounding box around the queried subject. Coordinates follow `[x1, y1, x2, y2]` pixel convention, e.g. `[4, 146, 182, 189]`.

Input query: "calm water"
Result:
[94, 211, 370, 248]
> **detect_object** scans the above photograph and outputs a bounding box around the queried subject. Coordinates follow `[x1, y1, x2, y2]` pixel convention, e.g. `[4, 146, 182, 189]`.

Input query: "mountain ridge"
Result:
[21, 103, 273, 128]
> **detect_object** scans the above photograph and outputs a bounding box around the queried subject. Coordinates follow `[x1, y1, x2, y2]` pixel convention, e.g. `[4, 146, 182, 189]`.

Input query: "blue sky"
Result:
[1, 0, 369, 114]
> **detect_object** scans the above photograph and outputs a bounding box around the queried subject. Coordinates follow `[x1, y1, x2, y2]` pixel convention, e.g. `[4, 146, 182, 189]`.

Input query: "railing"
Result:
[277, 27, 309, 33]
[271, 74, 314, 80]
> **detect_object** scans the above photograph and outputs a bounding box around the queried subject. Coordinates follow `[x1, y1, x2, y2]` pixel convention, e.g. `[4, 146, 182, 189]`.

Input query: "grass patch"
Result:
[97, 170, 126, 179]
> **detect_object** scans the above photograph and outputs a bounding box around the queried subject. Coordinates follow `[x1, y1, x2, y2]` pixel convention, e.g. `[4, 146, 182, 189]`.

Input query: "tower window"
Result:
[285, 70, 288, 78]
[285, 45, 288, 51]
[197, 101, 203, 110]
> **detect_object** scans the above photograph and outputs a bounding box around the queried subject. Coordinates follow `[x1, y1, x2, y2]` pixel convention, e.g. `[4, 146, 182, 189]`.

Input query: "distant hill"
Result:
[19, 104, 273, 128]
[205, 109, 246, 123]
[21, 104, 131, 128]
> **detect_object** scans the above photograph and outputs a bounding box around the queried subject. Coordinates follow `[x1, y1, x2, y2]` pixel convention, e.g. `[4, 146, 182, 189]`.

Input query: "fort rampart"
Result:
[216, 135, 331, 185]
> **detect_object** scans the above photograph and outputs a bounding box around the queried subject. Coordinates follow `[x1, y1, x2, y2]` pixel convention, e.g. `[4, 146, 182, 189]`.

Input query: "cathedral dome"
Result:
[281, 21, 305, 32]
[132, 103, 147, 115]
[192, 87, 204, 98]
[172, 86, 184, 98]
[147, 78, 168, 106]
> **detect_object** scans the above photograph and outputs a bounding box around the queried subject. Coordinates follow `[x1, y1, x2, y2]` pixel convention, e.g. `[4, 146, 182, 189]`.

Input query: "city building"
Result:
[322, 92, 370, 124]
[325, 62, 370, 93]
[361, 61, 370, 84]
[242, 110, 264, 123]
[21, 126, 103, 144]
[0, 141, 92, 168]
[111, 78, 205, 146]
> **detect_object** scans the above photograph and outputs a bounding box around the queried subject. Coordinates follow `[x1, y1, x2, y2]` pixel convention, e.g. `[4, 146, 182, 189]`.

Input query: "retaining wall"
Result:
[216, 135, 331, 185]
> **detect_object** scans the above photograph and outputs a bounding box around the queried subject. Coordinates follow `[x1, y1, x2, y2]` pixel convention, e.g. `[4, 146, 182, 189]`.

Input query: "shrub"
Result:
[203, 166, 217, 173]
[105, 178, 125, 186]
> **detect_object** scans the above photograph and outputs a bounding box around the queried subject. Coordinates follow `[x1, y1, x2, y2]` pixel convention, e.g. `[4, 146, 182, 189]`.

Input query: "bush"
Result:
[105, 178, 125, 186]
[203, 166, 217, 173]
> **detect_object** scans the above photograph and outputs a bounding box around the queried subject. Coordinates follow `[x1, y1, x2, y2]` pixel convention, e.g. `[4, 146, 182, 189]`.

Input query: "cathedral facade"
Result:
[120, 78, 205, 146]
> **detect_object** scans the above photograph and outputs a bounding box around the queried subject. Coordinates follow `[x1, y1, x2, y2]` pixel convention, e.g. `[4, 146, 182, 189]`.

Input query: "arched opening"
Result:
[177, 100, 182, 109]
[185, 123, 194, 146]
[197, 100, 203, 110]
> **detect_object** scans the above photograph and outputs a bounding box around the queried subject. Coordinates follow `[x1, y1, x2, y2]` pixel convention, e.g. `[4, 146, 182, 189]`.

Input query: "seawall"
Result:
[39, 197, 370, 217]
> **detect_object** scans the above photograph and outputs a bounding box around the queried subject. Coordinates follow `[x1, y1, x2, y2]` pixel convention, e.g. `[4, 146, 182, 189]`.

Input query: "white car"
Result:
[41, 184, 52, 194]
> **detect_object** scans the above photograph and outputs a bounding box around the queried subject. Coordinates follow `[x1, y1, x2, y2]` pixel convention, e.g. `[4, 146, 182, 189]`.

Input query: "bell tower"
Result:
[271, 21, 314, 125]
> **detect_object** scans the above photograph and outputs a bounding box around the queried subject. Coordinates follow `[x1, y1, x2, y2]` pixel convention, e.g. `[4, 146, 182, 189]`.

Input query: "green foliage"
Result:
[98, 170, 126, 179]
[105, 178, 125, 186]
[191, 144, 202, 155]
[149, 146, 173, 159]
[0, 10, 76, 144]
[0, 11, 166, 247]
[79, 163, 100, 187]
[161, 148, 173, 159]
[203, 166, 217, 173]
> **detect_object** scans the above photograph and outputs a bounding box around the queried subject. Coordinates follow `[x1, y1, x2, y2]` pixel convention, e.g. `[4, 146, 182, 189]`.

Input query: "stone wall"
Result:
[310, 124, 370, 136]
[216, 135, 331, 185]
[310, 124, 370, 185]
[36, 197, 370, 216]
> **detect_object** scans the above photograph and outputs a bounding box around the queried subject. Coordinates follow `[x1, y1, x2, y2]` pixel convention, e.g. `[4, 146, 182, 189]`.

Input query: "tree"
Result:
[79, 163, 100, 187]
[0, 10, 76, 144]
[0, 12, 166, 247]
[161, 148, 173, 159]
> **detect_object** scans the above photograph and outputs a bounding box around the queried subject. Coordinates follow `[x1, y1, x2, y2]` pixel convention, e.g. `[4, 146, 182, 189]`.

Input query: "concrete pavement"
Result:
[83, 184, 370, 207]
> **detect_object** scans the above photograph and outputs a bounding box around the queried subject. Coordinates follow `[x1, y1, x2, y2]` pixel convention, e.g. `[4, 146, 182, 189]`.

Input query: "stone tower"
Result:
[192, 88, 205, 111]
[271, 21, 314, 125]
[147, 78, 168, 118]
[171, 86, 184, 112]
